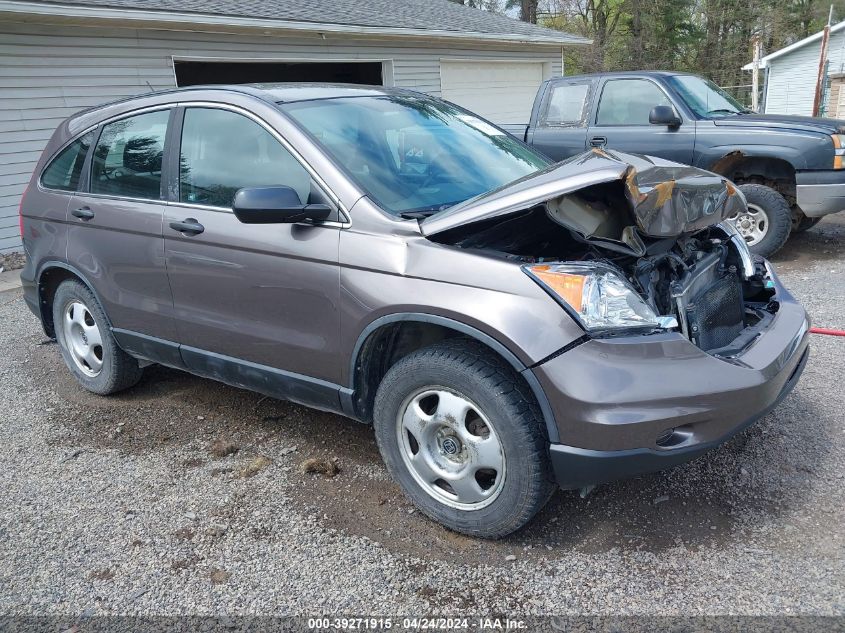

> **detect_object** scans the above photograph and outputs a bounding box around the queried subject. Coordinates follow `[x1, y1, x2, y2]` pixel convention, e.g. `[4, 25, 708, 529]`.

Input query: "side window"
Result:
[179, 108, 313, 209]
[41, 132, 93, 191]
[91, 110, 169, 200]
[596, 79, 671, 126]
[542, 82, 590, 126]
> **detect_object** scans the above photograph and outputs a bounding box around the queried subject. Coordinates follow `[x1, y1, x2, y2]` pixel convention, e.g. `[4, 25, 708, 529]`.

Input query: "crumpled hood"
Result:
[711, 113, 845, 135]
[421, 149, 746, 246]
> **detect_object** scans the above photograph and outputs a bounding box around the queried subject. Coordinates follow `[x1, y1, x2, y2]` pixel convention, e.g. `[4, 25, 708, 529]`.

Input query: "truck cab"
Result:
[518, 71, 845, 257]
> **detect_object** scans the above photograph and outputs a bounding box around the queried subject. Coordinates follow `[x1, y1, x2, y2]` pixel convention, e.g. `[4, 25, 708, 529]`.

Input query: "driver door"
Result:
[164, 106, 343, 385]
[587, 78, 695, 164]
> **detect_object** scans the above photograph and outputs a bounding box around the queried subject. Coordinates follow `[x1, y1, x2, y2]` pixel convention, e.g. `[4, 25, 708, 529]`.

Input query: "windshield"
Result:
[666, 75, 747, 118]
[280, 95, 549, 216]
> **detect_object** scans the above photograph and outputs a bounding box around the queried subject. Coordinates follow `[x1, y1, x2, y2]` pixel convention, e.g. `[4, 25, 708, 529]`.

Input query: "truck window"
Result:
[596, 79, 671, 126]
[542, 82, 590, 126]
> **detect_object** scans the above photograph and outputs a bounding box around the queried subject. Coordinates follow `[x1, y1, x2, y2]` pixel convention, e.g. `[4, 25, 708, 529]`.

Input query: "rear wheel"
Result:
[372, 339, 555, 538]
[731, 184, 792, 258]
[53, 280, 143, 395]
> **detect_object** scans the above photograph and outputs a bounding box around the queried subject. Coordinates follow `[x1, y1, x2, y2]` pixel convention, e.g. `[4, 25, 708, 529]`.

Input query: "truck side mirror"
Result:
[649, 105, 682, 128]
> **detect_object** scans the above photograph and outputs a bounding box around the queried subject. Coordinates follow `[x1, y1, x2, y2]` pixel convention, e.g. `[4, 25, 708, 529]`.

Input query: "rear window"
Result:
[91, 110, 169, 201]
[40, 132, 93, 191]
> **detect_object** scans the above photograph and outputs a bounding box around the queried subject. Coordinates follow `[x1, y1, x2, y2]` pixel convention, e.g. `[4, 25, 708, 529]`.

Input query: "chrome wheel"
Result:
[396, 387, 505, 510]
[730, 203, 768, 246]
[62, 300, 103, 377]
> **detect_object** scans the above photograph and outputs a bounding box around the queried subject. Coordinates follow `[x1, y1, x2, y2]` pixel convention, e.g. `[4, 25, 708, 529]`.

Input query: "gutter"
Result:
[0, 0, 592, 47]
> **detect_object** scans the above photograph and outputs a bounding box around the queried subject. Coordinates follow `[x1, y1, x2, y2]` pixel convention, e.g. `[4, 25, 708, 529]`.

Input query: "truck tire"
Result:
[372, 338, 555, 538]
[732, 184, 792, 258]
[53, 279, 144, 395]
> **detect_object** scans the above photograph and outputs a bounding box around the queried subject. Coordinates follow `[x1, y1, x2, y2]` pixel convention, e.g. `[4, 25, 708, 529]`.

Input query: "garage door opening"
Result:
[174, 60, 384, 87]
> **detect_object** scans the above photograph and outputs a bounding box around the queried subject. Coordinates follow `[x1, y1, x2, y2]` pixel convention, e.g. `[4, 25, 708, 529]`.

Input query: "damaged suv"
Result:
[20, 85, 809, 538]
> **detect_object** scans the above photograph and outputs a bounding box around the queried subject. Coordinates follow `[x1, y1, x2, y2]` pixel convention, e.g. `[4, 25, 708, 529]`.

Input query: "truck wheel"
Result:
[53, 279, 144, 395]
[372, 339, 555, 538]
[793, 214, 823, 233]
[731, 184, 792, 258]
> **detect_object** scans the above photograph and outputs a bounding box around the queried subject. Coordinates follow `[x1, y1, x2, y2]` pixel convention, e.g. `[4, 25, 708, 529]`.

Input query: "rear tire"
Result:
[733, 184, 792, 258]
[53, 279, 143, 395]
[372, 339, 555, 538]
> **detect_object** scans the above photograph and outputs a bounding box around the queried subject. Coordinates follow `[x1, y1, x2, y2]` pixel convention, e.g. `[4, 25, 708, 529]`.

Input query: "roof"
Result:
[1, 0, 589, 45]
[254, 83, 416, 102]
[742, 20, 845, 69]
[558, 70, 695, 80]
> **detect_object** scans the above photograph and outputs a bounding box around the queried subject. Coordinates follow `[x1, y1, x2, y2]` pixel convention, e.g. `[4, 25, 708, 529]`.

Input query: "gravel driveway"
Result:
[1, 218, 844, 619]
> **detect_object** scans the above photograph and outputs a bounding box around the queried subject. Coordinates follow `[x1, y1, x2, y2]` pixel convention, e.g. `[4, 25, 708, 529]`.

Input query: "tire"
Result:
[793, 214, 823, 233]
[52, 279, 143, 395]
[733, 184, 792, 258]
[372, 338, 555, 538]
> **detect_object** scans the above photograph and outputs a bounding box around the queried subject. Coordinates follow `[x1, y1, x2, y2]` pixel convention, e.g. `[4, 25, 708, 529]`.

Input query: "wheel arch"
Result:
[709, 152, 797, 200]
[348, 313, 560, 443]
[36, 261, 109, 338]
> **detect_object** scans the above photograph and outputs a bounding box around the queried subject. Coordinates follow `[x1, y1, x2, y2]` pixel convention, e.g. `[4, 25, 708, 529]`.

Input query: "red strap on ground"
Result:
[810, 327, 845, 337]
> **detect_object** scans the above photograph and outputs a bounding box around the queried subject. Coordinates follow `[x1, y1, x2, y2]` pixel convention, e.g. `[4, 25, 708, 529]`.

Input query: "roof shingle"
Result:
[22, 0, 587, 43]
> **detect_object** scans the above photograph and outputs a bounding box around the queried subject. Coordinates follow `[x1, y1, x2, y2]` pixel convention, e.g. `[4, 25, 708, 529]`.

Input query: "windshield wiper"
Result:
[399, 209, 441, 220]
[706, 108, 743, 117]
[399, 201, 464, 220]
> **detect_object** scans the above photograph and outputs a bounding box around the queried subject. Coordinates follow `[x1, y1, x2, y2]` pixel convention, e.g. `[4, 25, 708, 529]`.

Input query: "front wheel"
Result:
[730, 184, 792, 258]
[372, 339, 555, 538]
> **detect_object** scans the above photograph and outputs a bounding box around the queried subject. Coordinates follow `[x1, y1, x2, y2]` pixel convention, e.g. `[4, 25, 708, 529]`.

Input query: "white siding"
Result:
[765, 28, 845, 116]
[0, 20, 563, 252]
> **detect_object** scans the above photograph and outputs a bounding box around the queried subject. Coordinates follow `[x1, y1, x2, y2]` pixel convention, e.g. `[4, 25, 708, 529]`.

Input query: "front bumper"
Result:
[532, 272, 810, 489]
[796, 170, 845, 217]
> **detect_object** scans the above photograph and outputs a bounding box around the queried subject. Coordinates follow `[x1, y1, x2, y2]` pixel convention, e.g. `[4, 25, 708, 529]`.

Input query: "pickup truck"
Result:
[507, 70, 845, 257]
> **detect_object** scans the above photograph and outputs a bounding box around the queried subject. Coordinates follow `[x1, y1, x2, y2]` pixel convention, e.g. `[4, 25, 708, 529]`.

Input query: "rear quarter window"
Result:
[541, 82, 591, 127]
[40, 132, 93, 191]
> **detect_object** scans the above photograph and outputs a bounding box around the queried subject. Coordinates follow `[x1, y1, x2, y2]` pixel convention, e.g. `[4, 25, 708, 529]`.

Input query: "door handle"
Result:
[589, 136, 607, 148]
[71, 207, 95, 220]
[169, 218, 205, 235]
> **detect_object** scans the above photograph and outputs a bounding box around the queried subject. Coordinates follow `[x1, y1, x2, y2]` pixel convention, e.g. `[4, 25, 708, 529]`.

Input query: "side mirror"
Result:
[649, 105, 682, 128]
[232, 186, 332, 224]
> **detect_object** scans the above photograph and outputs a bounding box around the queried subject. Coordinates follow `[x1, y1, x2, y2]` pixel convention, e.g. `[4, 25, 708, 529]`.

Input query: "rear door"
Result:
[163, 105, 342, 385]
[587, 77, 695, 164]
[67, 107, 178, 344]
[528, 78, 594, 161]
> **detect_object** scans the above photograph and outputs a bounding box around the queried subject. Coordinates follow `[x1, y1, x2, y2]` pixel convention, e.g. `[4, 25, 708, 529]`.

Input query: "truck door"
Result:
[587, 77, 694, 164]
[528, 78, 593, 162]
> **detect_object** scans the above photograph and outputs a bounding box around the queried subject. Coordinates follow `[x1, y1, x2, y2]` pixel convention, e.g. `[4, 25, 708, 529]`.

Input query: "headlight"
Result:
[524, 263, 677, 332]
[832, 134, 845, 169]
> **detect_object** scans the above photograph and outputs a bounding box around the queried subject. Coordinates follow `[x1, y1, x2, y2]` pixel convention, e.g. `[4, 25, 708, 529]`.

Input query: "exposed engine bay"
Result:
[427, 152, 779, 355]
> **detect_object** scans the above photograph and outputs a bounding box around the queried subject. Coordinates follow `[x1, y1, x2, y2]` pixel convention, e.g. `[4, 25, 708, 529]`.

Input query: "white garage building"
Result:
[0, 0, 586, 253]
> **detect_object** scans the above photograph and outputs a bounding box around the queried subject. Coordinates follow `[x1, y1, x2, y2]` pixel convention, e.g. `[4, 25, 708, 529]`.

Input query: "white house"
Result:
[743, 20, 845, 117]
[0, 0, 587, 253]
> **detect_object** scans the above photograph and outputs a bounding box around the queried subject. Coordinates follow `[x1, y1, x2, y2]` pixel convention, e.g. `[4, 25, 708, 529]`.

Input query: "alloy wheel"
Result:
[731, 203, 769, 246]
